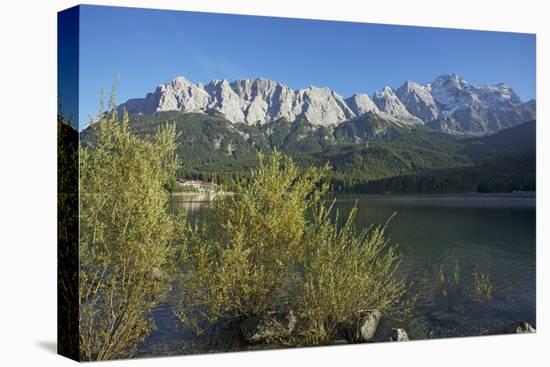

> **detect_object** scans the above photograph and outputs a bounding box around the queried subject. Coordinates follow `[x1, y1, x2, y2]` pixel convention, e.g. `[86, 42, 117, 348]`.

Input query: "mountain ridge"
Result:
[118, 73, 535, 136]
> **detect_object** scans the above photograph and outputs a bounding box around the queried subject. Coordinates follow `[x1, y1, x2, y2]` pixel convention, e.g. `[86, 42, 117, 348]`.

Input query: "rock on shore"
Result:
[240, 311, 297, 344]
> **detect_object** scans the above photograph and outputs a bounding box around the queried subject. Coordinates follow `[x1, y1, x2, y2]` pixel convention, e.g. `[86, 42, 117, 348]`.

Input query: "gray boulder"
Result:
[489, 321, 536, 335]
[513, 321, 536, 334]
[390, 328, 409, 342]
[343, 310, 382, 343]
[240, 311, 296, 344]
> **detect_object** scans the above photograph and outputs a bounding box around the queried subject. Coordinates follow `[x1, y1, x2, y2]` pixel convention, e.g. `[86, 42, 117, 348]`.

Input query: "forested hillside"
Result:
[81, 111, 535, 194]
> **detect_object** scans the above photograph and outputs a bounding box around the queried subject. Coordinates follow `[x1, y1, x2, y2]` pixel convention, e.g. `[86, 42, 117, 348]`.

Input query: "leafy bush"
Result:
[177, 152, 327, 331]
[293, 206, 411, 345]
[79, 110, 184, 360]
[177, 151, 410, 345]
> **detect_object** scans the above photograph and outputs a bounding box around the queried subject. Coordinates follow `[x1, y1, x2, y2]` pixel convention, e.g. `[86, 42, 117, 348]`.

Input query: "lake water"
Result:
[139, 193, 536, 356]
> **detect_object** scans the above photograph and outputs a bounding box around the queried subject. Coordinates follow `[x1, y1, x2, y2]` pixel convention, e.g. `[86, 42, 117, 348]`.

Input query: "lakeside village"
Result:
[174, 178, 218, 193]
[171, 178, 236, 200]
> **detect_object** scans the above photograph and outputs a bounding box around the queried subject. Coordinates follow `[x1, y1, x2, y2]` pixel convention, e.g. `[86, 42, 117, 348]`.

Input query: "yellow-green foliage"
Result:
[178, 152, 328, 330]
[79, 110, 183, 361]
[473, 272, 493, 303]
[294, 206, 410, 345]
[178, 151, 410, 345]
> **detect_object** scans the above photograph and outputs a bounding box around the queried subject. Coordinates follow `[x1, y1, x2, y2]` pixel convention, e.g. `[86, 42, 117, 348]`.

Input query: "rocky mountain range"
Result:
[118, 73, 535, 136]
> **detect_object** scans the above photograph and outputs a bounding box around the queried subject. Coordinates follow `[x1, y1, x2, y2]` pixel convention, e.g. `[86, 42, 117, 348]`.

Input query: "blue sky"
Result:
[71, 5, 536, 129]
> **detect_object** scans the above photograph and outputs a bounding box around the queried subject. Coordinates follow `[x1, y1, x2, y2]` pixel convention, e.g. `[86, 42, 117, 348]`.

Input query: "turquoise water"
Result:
[330, 194, 535, 339]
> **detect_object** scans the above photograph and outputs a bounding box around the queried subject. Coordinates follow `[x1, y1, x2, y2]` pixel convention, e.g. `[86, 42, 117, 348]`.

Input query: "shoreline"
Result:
[170, 191, 235, 201]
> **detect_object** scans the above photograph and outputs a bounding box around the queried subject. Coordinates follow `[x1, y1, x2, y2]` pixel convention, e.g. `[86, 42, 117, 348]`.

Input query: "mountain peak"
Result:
[396, 80, 439, 122]
[345, 93, 379, 116]
[381, 86, 395, 94]
[173, 76, 191, 84]
[118, 74, 535, 135]
[436, 72, 463, 80]
[373, 86, 422, 125]
[402, 80, 420, 88]
[432, 73, 469, 89]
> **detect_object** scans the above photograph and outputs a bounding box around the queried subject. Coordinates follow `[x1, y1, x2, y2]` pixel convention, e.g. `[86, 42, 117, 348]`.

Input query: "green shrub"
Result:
[177, 152, 327, 330]
[79, 110, 183, 360]
[293, 205, 410, 345]
[177, 151, 411, 345]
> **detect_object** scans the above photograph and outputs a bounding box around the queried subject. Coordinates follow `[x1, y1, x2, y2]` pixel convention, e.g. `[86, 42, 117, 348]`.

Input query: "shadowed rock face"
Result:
[372, 86, 424, 125]
[396, 81, 440, 123]
[118, 73, 535, 136]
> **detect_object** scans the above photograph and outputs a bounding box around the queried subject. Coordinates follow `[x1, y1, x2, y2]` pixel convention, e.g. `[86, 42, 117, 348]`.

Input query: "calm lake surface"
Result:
[139, 193, 536, 356]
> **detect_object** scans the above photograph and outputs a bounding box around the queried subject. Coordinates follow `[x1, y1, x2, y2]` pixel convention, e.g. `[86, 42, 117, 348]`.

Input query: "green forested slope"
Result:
[80, 111, 535, 193]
